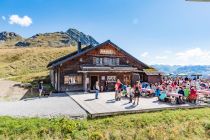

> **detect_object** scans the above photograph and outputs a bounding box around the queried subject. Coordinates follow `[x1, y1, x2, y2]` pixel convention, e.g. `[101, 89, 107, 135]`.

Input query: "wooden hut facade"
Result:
[47, 40, 162, 92]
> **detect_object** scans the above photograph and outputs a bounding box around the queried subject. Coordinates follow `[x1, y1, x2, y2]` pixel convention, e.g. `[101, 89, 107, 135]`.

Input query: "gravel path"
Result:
[0, 80, 28, 101]
[0, 93, 87, 119]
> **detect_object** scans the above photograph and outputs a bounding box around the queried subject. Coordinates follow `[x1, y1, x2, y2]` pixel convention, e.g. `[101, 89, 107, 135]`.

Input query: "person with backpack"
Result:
[95, 81, 100, 99]
[133, 81, 142, 105]
[38, 81, 43, 98]
[115, 79, 122, 101]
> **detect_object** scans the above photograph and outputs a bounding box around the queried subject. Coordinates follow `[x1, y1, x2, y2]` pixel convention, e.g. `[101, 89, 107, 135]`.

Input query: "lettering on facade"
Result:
[100, 49, 115, 55]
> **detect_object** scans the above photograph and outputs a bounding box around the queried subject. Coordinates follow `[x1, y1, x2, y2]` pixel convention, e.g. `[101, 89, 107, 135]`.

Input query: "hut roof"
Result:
[143, 69, 163, 76]
[47, 40, 151, 69]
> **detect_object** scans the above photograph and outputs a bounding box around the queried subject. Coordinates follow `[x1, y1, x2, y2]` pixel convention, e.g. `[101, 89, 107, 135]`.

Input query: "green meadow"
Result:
[0, 108, 209, 140]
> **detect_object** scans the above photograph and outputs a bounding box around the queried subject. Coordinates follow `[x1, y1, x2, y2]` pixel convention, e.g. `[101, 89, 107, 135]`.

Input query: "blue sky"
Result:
[1, 0, 210, 65]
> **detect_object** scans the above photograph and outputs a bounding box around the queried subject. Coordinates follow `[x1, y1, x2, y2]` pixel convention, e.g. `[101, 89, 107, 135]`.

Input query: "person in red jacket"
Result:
[115, 79, 122, 101]
[188, 86, 198, 104]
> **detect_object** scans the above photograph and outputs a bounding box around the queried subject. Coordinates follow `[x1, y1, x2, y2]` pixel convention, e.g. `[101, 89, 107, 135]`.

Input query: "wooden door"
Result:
[124, 74, 131, 85]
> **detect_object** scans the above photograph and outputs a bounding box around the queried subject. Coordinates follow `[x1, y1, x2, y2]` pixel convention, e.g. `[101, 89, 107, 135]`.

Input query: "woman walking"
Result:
[133, 81, 142, 105]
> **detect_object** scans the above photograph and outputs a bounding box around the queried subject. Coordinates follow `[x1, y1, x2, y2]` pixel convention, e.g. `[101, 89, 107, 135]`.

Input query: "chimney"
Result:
[77, 41, 81, 53]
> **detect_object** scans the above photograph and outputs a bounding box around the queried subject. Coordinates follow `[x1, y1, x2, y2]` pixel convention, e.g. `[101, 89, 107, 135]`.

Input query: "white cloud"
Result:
[132, 18, 139, 25]
[141, 52, 148, 57]
[9, 15, 32, 27]
[175, 48, 210, 65]
[2, 16, 6, 21]
[155, 56, 168, 59]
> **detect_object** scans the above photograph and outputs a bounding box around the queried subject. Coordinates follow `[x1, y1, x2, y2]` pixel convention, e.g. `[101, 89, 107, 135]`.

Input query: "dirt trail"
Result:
[0, 80, 28, 101]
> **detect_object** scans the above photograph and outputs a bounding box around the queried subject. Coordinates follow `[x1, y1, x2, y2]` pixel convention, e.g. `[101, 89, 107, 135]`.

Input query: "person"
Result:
[133, 81, 141, 105]
[38, 81, 43, 98]
[122, 84, 127, 97]
[178, 86, 184, 96]
[104, 81, 108, 91]
[177, 86, 184, 104]
[151, 83, 156, 96]
[175, 86, 180, 93]
[115, 79, 122, 101]
[155, 83, 160, 96]
[126, 85, 133, 103]
[159, 87, 167, 102]
[188, 86, 198, 104]
[95, 81, 100, 99]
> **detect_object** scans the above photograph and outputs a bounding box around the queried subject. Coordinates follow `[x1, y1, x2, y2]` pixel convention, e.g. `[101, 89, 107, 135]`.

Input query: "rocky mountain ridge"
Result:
[152, 64, 210, 77]
[0, 28, 99, 48]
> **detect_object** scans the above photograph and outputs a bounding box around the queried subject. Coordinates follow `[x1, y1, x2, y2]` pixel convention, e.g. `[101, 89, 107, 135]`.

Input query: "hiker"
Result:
[133, 81, 142, 105]
[115, 79, 122, 101]
[126, 85, 133, 103]
[95, 81, 100, 99]
[38, 81, 43, 97]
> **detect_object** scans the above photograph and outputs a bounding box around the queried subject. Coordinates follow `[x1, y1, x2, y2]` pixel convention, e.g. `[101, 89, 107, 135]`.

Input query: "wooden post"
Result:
[57, 67, 61, 92]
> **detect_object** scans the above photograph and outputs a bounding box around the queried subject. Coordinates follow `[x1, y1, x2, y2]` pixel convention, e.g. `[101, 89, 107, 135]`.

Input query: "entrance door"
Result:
[90, 76, 98, 90]
[124, 75, 131, 85]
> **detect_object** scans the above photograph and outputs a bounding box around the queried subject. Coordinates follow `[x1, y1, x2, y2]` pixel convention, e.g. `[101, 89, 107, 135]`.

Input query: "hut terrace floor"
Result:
[69, 92, 210, 118]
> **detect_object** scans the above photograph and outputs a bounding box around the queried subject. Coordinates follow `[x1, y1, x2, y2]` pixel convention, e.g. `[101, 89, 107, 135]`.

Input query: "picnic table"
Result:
[197, 90, 210, 96]
[166, 92, 184, 104]
[142, 88, 154, 93]
[197, 90, 210, 103]
[167, 92, 183, 98]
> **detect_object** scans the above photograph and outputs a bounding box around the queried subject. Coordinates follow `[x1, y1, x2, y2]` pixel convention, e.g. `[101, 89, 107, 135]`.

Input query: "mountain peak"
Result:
[0, 28, 99, 48]
[66, 28, 99, 46]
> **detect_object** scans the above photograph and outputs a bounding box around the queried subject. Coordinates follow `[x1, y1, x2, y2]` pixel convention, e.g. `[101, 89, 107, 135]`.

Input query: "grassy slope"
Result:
[0, 108, 209, 140]
[0, 47, 76, 83]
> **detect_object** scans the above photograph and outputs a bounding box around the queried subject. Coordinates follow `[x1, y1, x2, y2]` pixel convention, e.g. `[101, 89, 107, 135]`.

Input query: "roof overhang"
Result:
[79, 66, 143, 73]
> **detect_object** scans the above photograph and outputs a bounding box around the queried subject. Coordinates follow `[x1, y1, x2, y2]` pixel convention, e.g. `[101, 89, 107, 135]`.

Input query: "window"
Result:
[104, 57, 108, 65]
[93, 57, 96, 64]
[116, 58, 120, 65]
[100, 58, 103, 65]
[93, 57, 120, 66]
[64, 75, 82, 85]
[96, 57, 101, 65]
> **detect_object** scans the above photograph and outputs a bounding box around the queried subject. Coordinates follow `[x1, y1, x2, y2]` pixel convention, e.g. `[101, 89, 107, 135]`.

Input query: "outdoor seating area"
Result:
[67, 76, 210, 118]
[70, 92, 209, 118]
[110, 77, 210, 106]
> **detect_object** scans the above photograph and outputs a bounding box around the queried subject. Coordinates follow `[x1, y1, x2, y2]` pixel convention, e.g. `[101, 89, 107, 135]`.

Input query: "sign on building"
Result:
[107, 76, 116, 82]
